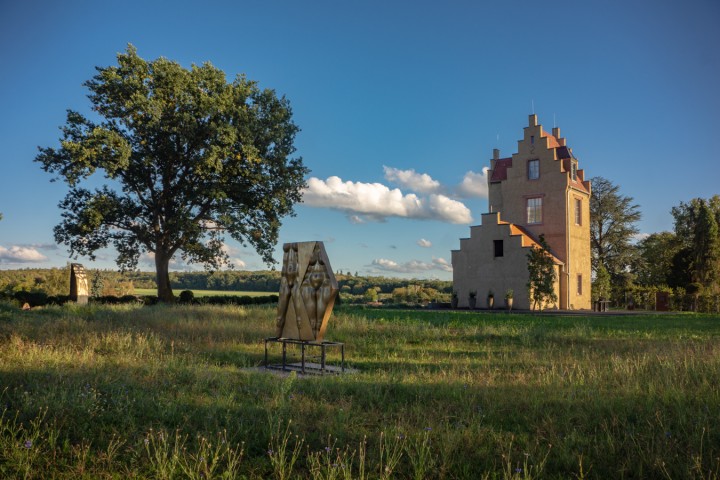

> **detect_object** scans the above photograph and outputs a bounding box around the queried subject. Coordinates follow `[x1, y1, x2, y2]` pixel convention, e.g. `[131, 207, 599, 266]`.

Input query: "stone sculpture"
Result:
[69, 263, 89, 305]
[275, 242, 338, 342]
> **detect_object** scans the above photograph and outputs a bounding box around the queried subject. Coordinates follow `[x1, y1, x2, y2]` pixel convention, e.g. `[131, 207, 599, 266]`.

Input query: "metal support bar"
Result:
[264, 337, 346, 375]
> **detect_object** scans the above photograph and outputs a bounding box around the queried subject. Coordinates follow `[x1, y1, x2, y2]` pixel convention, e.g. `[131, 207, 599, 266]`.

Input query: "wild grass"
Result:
[0, 301, 719, 478]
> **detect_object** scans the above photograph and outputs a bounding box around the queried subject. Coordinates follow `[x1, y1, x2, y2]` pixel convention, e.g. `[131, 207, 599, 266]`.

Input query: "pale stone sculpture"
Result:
[69, 263, 89, 305]
[275, 242, 338, 342]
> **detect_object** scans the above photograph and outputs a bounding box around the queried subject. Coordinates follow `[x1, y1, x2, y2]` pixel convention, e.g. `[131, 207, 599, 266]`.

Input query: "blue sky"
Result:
[1, 0, 718, 280]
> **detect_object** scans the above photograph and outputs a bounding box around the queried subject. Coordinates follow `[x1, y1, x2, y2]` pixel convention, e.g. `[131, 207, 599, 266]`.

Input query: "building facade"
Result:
[452, 115, 592, 310]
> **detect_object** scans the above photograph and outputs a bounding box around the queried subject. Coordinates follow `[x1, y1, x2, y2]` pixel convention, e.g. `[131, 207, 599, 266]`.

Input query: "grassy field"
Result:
[0, 303, 719, 479]
[133, 288, 275, 297]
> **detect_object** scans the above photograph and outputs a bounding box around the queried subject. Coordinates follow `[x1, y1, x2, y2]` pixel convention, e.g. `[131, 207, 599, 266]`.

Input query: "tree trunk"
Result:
[155, 250, 175, 303]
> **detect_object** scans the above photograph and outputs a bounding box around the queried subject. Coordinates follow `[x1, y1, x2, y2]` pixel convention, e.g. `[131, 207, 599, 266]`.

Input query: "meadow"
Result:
[0, 302, 719, 479]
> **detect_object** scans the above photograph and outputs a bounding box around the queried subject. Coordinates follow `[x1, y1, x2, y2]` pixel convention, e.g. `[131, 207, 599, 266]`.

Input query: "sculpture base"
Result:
[264, 337, 345, 375]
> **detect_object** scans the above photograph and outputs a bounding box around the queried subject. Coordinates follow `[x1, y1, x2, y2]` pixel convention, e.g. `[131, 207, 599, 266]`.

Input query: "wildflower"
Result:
[332, 463, 338, 468]
[325, 446, 332, 452]
[515, 467, 522, 473]
[144, 438, 149, 446]
[397, 434, 405, 440]
[267, 449, 274, 455]
[424, 427, 432, 431]
[24, 440, 32, 449]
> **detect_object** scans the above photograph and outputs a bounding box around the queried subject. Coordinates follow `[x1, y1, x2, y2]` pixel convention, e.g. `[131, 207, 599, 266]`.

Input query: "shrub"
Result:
[178, 290, 195, 304]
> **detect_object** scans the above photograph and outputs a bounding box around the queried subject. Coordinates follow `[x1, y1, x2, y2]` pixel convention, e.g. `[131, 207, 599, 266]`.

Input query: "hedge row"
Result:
[2, 291, 279, 308]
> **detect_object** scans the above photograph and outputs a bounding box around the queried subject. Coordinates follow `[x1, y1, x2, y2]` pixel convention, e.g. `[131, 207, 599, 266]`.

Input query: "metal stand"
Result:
[264, 337, 345, 375]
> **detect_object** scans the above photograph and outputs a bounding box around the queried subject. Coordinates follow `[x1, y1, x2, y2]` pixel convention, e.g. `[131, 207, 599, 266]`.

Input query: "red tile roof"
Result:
[540, 129, 560, 148]
[489, 158, 512, 182]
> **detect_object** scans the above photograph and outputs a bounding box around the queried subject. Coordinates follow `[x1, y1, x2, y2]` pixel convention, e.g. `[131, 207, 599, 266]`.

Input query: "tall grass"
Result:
[0, 301, 719, 478]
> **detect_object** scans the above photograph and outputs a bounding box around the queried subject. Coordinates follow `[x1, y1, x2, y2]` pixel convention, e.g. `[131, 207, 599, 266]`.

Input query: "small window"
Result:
[571, 162, 577, 181]
[577, 274, 583, 295]
[530, 135, 535, 145]
[575, 198, 582, 225]
[527, 197, 543, 224]
[528, 159, 539, 180]
[494, 240, 503, 257]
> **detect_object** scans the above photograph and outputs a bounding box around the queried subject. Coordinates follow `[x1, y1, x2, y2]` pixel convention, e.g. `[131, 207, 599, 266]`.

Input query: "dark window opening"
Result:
[494, 240, 504, 257]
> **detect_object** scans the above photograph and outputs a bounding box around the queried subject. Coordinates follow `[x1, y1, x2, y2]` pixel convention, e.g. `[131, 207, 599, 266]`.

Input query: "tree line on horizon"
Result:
[590, 177, 719, 311]
[0, 267, 452, 304]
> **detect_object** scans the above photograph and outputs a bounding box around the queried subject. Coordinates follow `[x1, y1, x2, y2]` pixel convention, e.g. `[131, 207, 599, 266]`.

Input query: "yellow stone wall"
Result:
[453, 115, 592, 310]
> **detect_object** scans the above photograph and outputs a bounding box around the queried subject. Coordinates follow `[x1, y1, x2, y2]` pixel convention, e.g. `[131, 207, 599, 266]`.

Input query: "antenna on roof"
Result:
[531, 99, 535, 114]
[496, 133, 499, 145]
[553, 113, 556, 128]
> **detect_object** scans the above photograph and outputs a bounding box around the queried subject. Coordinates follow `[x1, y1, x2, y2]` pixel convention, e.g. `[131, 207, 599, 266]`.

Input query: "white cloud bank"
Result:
[0, 245, 48, 263]
[456, 168, 490, 198]
[302, 176, 472, 224]
[369, 256, 452, 274]
[383, 166, 442, 194]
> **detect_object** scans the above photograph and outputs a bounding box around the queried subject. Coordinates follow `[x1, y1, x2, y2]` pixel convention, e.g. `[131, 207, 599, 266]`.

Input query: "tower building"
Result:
[452, 114, 591, 310]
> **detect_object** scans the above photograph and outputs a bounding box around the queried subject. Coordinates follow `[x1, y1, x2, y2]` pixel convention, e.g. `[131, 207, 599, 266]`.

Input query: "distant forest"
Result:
[0, 267, 452, 302]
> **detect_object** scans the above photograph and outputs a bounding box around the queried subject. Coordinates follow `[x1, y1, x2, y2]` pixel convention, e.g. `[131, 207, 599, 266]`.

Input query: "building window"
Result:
[577, 274, 583, 295]
[571, 162, 577, 181]
[528, 159, 539, 180]
[575, 198, 582, 225]
[494, 240, 503, 257]
[526, 197, 542, 224]
[530, 135, 535, 145]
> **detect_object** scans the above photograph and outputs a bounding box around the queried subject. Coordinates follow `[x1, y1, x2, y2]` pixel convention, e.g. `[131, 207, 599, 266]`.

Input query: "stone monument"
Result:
[69, 263, 89, 305]
[265, 242, 345, 374]
[275, 241, 339, 342]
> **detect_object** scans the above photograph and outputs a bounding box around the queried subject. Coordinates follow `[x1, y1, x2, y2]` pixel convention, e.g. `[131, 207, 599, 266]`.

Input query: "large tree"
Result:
[589, 177, 642, 279]
[36, 45, 308, 302]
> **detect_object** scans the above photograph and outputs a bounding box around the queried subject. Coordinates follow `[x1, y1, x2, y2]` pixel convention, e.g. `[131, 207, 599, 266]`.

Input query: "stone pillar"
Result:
[69, 263, 89, 305]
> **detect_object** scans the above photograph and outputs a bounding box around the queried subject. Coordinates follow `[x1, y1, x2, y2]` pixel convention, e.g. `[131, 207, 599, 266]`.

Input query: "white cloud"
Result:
[417, 238, 432, 248]
[456, 168, 490, 198]
[383, 166, 442, 194]
[302, 176, 471, 224]
[230, 258, 247, 269]
[0, 245, 48, 263]
[631, 233, 650, 244]
[369, 256, 453, 273]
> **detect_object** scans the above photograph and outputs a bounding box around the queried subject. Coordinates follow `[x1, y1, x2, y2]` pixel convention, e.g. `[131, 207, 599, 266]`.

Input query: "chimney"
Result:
[529, 114, 538, 127]
[552, 127, 560, 138]
[491, 148, 500, 169]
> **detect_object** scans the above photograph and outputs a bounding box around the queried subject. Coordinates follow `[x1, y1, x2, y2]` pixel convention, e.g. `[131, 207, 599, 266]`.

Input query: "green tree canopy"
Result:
[671, 196, 720, 292]
[634, 231, 678, 287]
[36, 45, 308, 302]
[589, 177, 642, 280]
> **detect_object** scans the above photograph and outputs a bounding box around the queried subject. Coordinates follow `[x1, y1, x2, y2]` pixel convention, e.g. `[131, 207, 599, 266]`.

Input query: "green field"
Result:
[133, 288, 275, 297]
[1, 303, 719, 478]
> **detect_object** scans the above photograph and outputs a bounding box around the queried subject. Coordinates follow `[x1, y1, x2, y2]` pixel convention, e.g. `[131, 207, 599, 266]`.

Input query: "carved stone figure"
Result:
[69, 263, 89, 305]
[275, 241, 338, 342]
